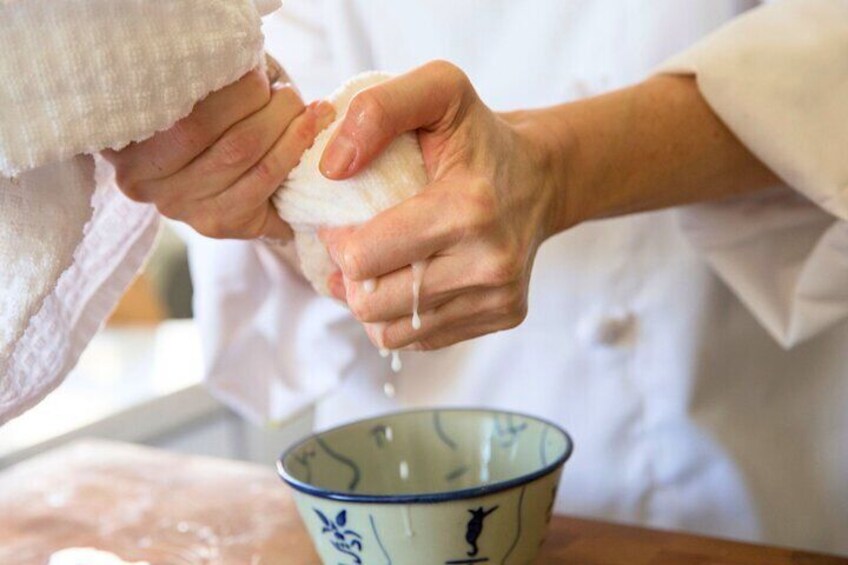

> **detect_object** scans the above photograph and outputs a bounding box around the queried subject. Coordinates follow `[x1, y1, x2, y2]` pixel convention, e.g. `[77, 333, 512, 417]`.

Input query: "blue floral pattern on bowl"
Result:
[314, 508, 363, 564]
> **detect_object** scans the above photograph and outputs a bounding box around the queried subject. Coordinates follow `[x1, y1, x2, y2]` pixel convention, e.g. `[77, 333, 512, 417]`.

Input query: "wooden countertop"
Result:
[0, 440, 844, 564]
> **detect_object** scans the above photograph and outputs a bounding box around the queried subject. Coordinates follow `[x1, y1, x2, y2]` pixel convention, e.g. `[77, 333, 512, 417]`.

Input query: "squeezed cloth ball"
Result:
[273, 72, 429, 295]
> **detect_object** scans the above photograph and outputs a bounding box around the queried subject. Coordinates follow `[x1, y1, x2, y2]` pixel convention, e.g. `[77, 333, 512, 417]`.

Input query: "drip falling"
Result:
[368, 260, 427, 398]
[411, 261, 425, 330]
[401, 506, 415, 538]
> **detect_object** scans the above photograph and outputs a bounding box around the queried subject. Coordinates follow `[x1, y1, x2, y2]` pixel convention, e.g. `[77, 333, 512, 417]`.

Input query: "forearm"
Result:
[517, 75, 781, 235]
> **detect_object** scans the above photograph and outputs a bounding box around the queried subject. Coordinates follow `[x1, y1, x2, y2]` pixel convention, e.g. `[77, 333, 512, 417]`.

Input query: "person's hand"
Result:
[319, 61, 562, 351]
[104, 68, 335, 241]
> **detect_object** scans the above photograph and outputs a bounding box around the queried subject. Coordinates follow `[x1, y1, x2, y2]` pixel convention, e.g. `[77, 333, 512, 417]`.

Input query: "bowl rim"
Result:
[277, 407, 574, 504]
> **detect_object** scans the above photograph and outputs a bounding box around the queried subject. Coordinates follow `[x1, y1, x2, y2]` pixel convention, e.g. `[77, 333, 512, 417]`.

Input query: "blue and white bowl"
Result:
[278, 408, 573, 564]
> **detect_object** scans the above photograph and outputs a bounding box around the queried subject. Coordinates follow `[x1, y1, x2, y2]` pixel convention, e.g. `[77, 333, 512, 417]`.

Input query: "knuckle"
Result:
[463, 180, 498, 233]
[244, 68, 272, 103]
[427, 60, 476, 103]
[348, 90, 388, 125]
[194, 217, 225, 239]
[168, 118, 207, 153]
[414, 338, 440, 352]
[341, 244, 367, 280]
[109, 159, 130, 184]
[215, 129, 263, 168]
[482, 251, 522, 287]
[191, 207, 237, 240]
[251, 152, 281, 186]
[381, 330, 402, 350]
[113, 169, 138, 197]
[276, 84, 304, 110]
[496, 286, 527, 327]
[117, 178, 150, 203]
[383, 328, 416, 351]
[505, 305, 528, 329]
[427, 59, 468, 87]
[348, 295, 371, 322]
[155, 198, 185, 221]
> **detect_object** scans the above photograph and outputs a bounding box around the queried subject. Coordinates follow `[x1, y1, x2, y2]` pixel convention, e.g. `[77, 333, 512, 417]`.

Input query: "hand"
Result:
[319, 61, 559, 351]
[104, 68, 335, 240]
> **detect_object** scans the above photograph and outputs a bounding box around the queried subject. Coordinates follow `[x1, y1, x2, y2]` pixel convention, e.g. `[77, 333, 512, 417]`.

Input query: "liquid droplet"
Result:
[383, 381, 396, 398]
[391, 351, 402, 372]
[411, 261, 426, 330]
[363, 278, 377, 293]
[401, 506, 415, 537]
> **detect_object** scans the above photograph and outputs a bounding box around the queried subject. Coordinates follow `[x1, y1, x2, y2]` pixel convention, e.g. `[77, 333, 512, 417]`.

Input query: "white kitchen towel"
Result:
[0, 0, 280, 425]
[274, 72, 429, 295]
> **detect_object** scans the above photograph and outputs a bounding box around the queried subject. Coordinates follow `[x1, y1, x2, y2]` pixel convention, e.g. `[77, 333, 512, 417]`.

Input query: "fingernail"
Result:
[320, 134, 356, 178]
[312, 102, 336, 131]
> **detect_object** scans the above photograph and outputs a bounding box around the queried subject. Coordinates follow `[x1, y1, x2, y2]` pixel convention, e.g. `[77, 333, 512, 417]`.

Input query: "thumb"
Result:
[319, 61, 471, 179]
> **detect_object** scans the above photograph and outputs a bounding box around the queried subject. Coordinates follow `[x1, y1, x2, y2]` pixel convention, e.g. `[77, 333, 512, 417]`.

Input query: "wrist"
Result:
[501, 108, 583, 241]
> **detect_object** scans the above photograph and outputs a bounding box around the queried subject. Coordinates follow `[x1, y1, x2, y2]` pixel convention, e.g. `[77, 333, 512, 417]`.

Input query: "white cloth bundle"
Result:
[274, 72, 429, 295]
[0, 0, 279, 424]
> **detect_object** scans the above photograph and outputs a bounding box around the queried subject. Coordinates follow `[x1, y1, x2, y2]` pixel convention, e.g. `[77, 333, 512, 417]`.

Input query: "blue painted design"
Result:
[370, 424, 391, 448]
[369, 515, 392, 564]
[465, 506, 498, 557]
[445, 465, 469, 482]
[314, 508, 364, 564]
[501, 485, 526, 564]
[539, 426, 550, 466]
[494, 414, 528, 448]
[433, 412, 458, 450]
[316, 437, 361, 492]
[544, 484, 557, 525]
[293, 446, 316, 483]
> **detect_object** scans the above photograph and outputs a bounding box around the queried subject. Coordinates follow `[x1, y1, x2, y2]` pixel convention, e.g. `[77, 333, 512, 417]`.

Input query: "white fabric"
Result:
[0, 0, 272, 176]
[184, 0, 848, 555]
[274, 72, 427, 295]
[0, 159, 158, 425]
[0, 0, 280, 425]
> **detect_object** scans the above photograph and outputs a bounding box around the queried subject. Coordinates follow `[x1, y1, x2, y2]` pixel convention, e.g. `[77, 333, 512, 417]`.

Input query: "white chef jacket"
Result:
[184, 0, 848, 554]
[0, 0, 837, 555]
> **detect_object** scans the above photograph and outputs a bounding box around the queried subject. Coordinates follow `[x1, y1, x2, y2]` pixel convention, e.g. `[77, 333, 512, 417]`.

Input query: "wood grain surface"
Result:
[0, 440, 844, 564]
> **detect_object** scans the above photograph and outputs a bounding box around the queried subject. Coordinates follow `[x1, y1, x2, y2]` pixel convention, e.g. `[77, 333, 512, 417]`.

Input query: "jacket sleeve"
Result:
[658, 0, 848, 347]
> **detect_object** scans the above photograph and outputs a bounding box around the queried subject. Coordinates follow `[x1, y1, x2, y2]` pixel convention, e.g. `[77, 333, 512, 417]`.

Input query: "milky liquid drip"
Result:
[401, 506, 415, 538]
[410, 261, 425, 330]
[367, 261, 427, 397]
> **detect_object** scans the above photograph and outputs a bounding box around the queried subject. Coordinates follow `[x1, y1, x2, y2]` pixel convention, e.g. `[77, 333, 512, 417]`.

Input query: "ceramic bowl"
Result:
[278, 408, 573, 564]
